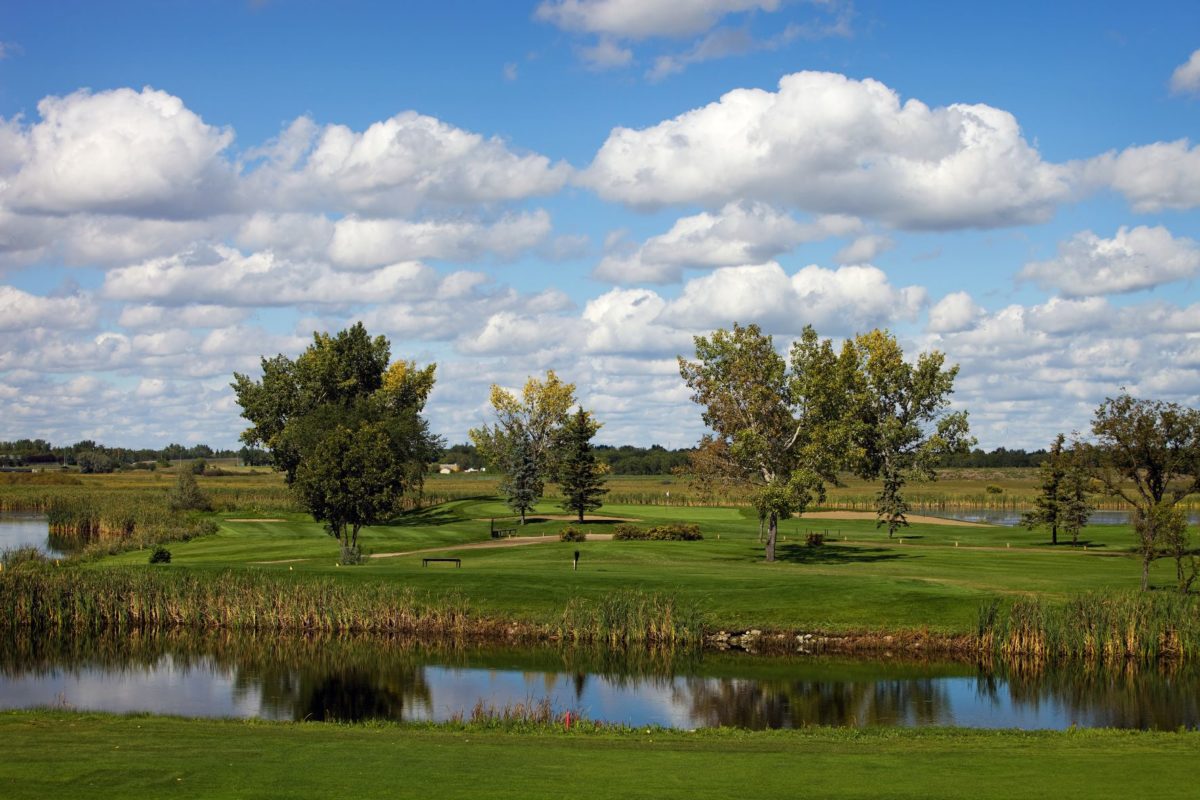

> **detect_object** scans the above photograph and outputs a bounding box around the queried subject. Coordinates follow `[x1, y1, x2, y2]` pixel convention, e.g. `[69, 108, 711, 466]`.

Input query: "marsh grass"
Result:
[979, 591, 1200, 662]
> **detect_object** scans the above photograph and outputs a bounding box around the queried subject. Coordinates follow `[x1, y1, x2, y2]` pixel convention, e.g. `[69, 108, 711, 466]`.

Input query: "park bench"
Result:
[422, 557, 461, 568]
[490, 518, 518, 539]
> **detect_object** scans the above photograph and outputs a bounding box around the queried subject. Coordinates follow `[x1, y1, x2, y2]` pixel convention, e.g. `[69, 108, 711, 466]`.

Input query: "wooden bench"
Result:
[422, 557, 461, 568]
[490, 519, 518, 539]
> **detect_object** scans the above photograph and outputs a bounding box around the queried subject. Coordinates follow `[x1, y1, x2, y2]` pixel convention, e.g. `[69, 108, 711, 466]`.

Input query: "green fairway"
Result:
[2, 712, 1196, 800]
[94, 497, 1169, 634]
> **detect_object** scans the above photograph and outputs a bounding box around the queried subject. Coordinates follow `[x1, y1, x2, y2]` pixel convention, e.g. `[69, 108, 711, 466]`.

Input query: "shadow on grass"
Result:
[385, 505, 464, 527]
[774, 543, 910, 565]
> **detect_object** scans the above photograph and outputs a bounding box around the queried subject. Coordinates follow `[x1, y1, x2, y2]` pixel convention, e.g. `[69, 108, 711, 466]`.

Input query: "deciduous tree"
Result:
[679, 324, 853, 562]
[232, 323, 440, 560]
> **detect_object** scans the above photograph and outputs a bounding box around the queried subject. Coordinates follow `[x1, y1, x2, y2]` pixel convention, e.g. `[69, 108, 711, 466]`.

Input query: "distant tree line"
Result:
[0, 438, 270, 471]
[938, 447, 1049, 468]
[436, 442, 691, 475]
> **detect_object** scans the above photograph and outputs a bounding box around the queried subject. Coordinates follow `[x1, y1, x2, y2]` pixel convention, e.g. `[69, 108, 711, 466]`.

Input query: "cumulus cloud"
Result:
[1019, 225, 1200, 297]
[580, 38, 634, 69]
[249, 113, 570, 214]
[835, 233, 893, 264]
[927, 291, 983, 333]
[583, 71, 1073, 229]
[328, 210, 553, 268]
[3, 87, 236, 219]
[662, 261, 926, 335]
[1170, 49, 1200, 95]
[0, 286, 97, 330]
[1086, 140, 1200, 212]
[535, 0, 781, 40]
[594, 201, 861, 283]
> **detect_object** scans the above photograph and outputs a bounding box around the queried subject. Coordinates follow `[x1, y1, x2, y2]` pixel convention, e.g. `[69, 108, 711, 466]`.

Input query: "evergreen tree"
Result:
[557, 409, 607, 523]
[501, 436, 543, 524]
[1022, 434, 1093, 546]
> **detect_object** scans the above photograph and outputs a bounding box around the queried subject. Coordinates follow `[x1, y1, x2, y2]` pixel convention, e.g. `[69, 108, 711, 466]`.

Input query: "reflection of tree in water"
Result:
[678, 677, 953, 729]
[233, 657, 431, 723]
[993, 660, 1200, 730]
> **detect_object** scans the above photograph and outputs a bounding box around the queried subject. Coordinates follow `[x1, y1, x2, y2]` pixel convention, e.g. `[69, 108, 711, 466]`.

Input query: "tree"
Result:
[1086, 394, 1200, 591]
[500, 436, 542, 524]
[232, 323, 441, 559]
[168, 468, 212, 512]
[845, 330, 973, 537]
[558, 408, 608, 522]
[1021, 434, 1094, 546]
[679, 324, 854, 562]
[469, 371, 575, 521]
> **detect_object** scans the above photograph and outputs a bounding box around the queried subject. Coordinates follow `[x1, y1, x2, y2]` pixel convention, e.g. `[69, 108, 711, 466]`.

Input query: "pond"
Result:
[0, 513, 62, 557]
[2, 632, 1196, 730]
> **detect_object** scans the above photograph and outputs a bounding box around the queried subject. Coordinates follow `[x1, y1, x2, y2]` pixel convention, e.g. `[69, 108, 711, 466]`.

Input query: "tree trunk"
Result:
[1051, 523, 1058, 546]
[520, 509, 526, 524]
[578, 508, 584, 523]
[351, 525, 360, 550]
[765, 511, 778, 562]
[1142, 555, 1151, 592]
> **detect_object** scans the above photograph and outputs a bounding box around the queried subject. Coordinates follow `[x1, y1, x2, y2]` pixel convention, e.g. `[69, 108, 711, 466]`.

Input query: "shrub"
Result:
[559, 526, 587, 542]
[191, 459, 208, 475]
[611, 524, 647, 540]
[148, 546, 172, 564]
[644, 523, 703, 541]
[168, 469, 212, 512]
[985, 484, 1004, 494]
[806, 531, 825, 547]
[339, 544, 366, 565]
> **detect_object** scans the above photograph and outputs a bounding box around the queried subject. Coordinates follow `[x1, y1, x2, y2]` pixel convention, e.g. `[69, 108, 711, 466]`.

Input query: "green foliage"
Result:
[611, 523, 703, 541]
[1087, 394, 1200, 590]
[75, 451, 115, 474]
[0, 547, 47, 571]
[678, 324, 852, 561]
[1021, 434, 1093, 546]
[148, 546, 171, 564]
[232, 322, 441, 551]
[806, 531, 825, 547]
[557, 409, 607, 522]
[844, 329, 974, 537]
[168, 469, 212, 512]
[558, 526, 587, 542]
[499, 436, 542, 524]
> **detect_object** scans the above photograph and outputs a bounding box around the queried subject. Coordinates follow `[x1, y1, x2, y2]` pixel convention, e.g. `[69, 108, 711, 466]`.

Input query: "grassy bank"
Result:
[1, 712, 1197, 799]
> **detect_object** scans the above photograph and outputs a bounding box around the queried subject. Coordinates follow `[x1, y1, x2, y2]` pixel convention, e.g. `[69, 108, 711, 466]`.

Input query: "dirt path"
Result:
[797, 510, 994, 527]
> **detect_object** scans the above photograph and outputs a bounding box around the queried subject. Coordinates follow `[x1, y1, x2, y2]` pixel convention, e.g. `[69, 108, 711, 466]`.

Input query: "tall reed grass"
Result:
[977, 591, 1200, 662]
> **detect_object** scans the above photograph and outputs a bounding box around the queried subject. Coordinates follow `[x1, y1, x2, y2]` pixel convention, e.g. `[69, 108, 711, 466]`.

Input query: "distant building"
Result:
[438, 463, 461, 474]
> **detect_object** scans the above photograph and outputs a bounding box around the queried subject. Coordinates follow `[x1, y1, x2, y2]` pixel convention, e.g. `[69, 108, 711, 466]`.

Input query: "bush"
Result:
[806, 531, 825, 547]
[191, 459, 208, 475]
[611, 523, 647, 540]
[168, 469, 212, 512]
[985, 484, 1004, 494]
[559, 526, 587, 542]
[644, 523, 703, 541]
[339, 544, 365, 565]
[148, 546, 172, 564]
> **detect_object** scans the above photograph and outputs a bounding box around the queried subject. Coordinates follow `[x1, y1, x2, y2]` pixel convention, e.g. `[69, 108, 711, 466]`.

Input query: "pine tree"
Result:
[1022, 434, 1092, 545]
[558, 409, 607, 523]
[501, 436, 543, 524]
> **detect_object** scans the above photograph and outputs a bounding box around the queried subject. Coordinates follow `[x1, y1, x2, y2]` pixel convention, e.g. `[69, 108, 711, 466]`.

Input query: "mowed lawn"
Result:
[96, 498, 1170, 634]
[3, 712, 1197, 800]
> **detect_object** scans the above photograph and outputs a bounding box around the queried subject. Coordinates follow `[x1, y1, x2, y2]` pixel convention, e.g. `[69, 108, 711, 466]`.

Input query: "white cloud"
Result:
[1087, 140, 1200, 212]
[1170, 49, 1200, 95]
[662, 261, 926, 335]
[535, 0, 780, 39]
[250, 112, 571, 213]
[117, 304, 250, 330]
[1019, 225, 1200, 297]
[927, 291, 983, 334]
[835, 233, 893, 264]
[580, 38, 634, 69]
[4, 87, 236, 218]
[0, 286, 97, 330]
[328, 210, 553, 268]
[583, 71, 1073, 229]
[594, 201, 861, 283]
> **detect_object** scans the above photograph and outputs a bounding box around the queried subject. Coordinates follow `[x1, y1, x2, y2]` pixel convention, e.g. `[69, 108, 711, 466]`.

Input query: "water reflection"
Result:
[925, 509, 1200, 527]
[1, 630, 1197, 730]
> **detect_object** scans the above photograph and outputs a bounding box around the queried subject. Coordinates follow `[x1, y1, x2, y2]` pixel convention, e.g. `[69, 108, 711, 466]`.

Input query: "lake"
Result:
[0, 513, 61, 557]
[924, 509, 1200, 527]
[1, 632, 1195, 730]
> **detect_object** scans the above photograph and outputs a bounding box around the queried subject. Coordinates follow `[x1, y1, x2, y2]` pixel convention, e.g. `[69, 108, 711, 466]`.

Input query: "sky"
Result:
[1, 0, 1200, 451]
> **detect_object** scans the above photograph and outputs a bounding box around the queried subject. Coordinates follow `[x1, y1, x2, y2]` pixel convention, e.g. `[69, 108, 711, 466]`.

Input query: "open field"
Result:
[1, 712, 1196, 800]
[84, 496, 1172, 635]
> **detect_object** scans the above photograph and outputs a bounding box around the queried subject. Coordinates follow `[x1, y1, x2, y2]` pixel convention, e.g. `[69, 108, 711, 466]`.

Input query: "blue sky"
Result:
[2, 0, 1200, 450]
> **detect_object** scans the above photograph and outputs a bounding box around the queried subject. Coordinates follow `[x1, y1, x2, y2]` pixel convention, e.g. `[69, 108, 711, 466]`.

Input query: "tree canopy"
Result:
[232, 323, 440, 557]
[558, 408, 608, 522]
[678, 323, 854, 562]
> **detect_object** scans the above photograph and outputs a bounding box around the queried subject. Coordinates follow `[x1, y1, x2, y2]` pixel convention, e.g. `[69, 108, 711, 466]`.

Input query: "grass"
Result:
[1, 712, 1197, 799]
[72, 495, 1179, 637]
